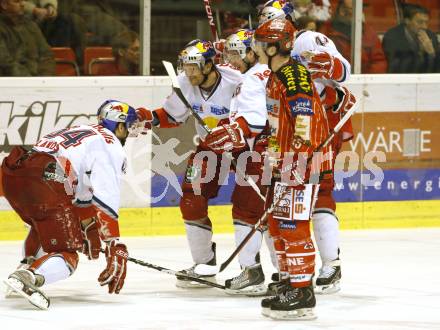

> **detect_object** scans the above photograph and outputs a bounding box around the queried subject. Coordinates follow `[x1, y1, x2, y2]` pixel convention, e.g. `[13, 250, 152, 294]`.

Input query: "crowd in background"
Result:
[0, 0, 439, 76]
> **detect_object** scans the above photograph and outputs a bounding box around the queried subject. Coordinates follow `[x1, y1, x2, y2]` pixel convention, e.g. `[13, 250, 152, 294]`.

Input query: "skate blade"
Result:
[315, 281, 341, 295]
[261, 307, 271, 317]
[175, 277, 217, 289]
[269, 308, 317, 320]
[3, 279, 49, 310]
[4, 285, 19, 298]
[225, 284, 267, 297]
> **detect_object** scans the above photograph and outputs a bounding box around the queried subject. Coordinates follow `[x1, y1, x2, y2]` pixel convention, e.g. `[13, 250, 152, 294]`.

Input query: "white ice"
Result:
[1, 228, 440, 330]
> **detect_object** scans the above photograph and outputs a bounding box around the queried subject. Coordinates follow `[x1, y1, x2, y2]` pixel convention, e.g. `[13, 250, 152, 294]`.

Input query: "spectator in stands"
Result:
[319, 0, 387, 73]
[40, 0, 87, 65]
[95, 30, 139, 76]
[77, 0, 127, 46]
[221, 11, 249, 38]
[293, 0, 331, 22]
[296, 15, 317, 31]
[24, 0, 57, 22]
[382, 4, 440, 73]
[0, 0, 55, 76]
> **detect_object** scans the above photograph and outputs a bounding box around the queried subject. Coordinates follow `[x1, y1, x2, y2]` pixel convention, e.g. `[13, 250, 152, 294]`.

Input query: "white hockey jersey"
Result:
[291, 30, 351, 95]
[33, 124, 126, 223]
[230, 62, 270, 136]
[163, 64, 242, 139]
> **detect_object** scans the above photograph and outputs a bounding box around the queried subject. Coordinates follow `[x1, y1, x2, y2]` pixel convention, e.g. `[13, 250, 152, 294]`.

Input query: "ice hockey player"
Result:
[258, 0, 356, 294]
[136, 40, 244, 288]
[1, 100, 136, 309]
[202, 29, 271, 295]
[254, 18, 332, 320]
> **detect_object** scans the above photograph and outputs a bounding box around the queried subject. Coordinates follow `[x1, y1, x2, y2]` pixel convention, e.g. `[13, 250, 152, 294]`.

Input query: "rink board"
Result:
[0, 75, 440, 240]
[0, 200, 439, 240]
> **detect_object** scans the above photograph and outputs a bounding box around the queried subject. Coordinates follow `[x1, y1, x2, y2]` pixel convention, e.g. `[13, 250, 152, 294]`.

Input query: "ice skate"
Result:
[315, 259, 341, 294]
[265, 273, 290, 296]
[176, 243, 217, 288]
[3, 269, 49, 310]
[4, 257, 35, 298]
[225, 263, 266, 296]
[261, 280, 290, 317]
[269, 284, 317, 320]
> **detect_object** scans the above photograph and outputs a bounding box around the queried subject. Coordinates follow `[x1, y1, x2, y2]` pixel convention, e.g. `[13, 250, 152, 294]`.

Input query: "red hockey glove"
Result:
[204, 122, 247, 153]
[334, 86, 356, 115]
[98, 239, 128, 294]
[213, 39, 226, 54]
[135, 107, 154, 134]
[81, 220, 101, 260]
[306, 52, 344, 81]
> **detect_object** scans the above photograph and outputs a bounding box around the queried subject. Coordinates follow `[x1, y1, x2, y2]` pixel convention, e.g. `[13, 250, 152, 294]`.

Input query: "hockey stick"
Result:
[100, 249, 225, 289]
[202, 0, 219, 41]
[162, 60, 266, 202]
[195, 100, 360, 275]
[127, 255, 225, 289]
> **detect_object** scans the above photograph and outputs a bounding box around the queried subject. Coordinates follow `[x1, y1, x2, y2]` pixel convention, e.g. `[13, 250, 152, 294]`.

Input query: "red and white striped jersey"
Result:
[266, 60, 332, 179]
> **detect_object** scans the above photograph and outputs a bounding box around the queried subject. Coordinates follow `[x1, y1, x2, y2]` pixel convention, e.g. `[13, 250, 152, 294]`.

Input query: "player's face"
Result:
[115, 123, 129, 146]
[223, 49, 243, 68]
[183, 63, 205, 86]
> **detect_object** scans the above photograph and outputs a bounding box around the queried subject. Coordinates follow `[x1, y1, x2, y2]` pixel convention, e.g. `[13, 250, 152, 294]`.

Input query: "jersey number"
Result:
[45, 128, 97, 148]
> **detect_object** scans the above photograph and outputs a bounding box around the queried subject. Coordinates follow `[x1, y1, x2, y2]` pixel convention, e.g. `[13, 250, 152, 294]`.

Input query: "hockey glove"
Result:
[333, 86, 356, 115]
[204, 122, 247, 153]
[305, 51, 344, 81]
[135, 107, 155, 134]
[81, 220, 101, 260]
[98, 239, 128, 294]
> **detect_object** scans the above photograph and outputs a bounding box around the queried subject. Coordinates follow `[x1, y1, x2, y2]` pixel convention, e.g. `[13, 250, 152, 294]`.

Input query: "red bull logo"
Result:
[195, 41, 213, 54]
[112, 102, 129, 114]
[236, 30, 253, 41]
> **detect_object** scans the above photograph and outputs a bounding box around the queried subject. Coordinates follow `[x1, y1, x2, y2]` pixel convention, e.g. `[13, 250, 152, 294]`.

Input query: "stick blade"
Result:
[194, 264, 220, 276]
[162, 61, 180, 89]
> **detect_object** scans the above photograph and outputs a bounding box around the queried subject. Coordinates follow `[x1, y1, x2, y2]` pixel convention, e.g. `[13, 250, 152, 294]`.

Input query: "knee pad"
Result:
[180, 193, 208, 221]
[231, 186, 265, 225]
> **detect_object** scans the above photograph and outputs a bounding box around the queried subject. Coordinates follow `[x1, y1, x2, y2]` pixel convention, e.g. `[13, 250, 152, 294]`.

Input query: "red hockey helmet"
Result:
[254, 18, 296, 53]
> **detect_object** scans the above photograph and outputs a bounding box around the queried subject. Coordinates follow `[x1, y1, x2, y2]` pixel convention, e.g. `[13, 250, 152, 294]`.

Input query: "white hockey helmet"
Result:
[177, 39, 216, 71]
[224, 29, 254, 60]
[258, 0, 294, 25]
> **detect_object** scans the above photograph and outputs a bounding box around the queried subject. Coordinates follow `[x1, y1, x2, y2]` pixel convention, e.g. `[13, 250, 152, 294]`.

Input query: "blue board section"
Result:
[151, 169, 440, 207]
[333, 168, 440, 202]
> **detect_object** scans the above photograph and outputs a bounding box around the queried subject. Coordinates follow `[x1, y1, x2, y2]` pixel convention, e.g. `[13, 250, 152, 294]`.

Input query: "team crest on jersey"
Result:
[184, 164, 201, 183]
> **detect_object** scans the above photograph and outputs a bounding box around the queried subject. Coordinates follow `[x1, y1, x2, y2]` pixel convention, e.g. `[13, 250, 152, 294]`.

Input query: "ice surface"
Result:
[1, 228, 440, 330]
